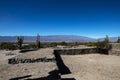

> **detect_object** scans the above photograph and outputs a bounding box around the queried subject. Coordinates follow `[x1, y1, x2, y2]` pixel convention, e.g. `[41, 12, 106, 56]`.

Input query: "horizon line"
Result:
[0, 34, 119, 39]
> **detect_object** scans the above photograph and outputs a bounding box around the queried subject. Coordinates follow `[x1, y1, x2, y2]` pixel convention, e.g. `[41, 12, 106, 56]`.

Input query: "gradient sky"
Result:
[0, 0, 120, 38]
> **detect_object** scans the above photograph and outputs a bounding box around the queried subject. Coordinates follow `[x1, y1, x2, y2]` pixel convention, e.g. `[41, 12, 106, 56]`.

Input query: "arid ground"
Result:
[61, 54, 120, 80]
[0, 48, 120, 80]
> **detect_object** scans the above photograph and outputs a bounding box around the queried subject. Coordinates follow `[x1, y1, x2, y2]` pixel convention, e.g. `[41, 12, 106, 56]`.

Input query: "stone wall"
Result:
[109, 43, 120, 56]
[54, 48, 98, 55]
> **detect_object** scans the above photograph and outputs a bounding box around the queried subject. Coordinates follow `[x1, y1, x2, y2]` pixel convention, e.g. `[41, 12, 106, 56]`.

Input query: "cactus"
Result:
[17, 36, 24, 49]
[36, 34, 40, 48]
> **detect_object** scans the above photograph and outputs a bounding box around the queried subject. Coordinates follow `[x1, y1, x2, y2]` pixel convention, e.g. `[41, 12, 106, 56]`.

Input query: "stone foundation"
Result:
[8, 49, 55, 64]
[8, 57, 55, 64]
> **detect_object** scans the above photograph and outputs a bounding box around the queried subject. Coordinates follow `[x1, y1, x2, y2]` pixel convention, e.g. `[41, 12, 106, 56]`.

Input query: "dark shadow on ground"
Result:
[9, 50, 75, 80]
[10, 75, 32, 80]
[9, 70, 75, 80]
[19, 49, 37, 53]
[61, 78, 76, 80]
[53, 50, 71, 75]
[97, 48, 109, 55]
[26, 70, 60, 80]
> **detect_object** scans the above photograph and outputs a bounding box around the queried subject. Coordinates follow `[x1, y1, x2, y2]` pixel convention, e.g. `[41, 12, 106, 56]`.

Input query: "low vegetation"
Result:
[0, 41, 111, 50]
[0, 42, 17, 50]
[0, 35, 117, 51]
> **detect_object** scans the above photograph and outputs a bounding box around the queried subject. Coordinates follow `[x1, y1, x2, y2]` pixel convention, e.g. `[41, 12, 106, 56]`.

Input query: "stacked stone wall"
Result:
[54, 48, 98, 55]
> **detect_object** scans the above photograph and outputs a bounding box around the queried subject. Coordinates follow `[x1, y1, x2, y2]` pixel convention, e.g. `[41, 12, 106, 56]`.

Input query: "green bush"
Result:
[95, 35, 110, 50]
[95, 41, 106, 49]
[0, 43, 16, 50]
[95, 41, 111, 50]
[49, 42, 57, 47]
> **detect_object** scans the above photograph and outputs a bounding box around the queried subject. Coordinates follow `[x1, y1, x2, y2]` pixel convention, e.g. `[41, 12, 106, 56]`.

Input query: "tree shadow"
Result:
[10, 75, 32, 80]
[9, 70, 75, 80]
[26, 70, 60, 80]
[19, 49, 37, 53]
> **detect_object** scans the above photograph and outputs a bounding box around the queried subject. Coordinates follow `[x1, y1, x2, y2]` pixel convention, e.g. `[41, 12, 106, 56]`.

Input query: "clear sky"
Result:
[0, 0, 120, 38]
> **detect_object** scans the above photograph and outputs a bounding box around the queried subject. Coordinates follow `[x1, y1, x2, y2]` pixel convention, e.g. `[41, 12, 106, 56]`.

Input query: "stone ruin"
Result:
[8, 43, 120, 64]
[109, 43, 120, 56]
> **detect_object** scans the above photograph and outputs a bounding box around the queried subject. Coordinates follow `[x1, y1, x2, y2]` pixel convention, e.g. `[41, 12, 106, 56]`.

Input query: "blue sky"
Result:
[0, 0, 120, 38]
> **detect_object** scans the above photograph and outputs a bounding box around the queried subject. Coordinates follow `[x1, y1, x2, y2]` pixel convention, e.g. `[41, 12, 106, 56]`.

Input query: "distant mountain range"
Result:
[0, 35, 119, 42]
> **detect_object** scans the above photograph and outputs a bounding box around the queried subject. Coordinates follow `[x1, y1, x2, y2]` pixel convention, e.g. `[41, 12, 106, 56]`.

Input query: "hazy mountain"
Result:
[0, 35, 118, 42]
[0, 35, 96, 42]
[40, 35, 96, 42]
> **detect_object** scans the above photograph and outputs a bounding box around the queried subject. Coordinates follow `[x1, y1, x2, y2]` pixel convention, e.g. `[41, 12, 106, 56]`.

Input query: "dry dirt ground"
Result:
[0, 49, 57, 80]
[0, 48, 120, 80]
[61, 54, 120, 80]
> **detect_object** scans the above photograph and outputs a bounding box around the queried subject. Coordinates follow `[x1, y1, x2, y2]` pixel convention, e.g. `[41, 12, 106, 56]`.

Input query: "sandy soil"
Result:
[61, 54, 120, 80]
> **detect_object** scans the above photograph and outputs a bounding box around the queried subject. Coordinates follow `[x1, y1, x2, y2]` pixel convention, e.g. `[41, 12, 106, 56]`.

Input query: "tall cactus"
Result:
[17, 36, 24, 49]
[36, 34, 40, 48]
